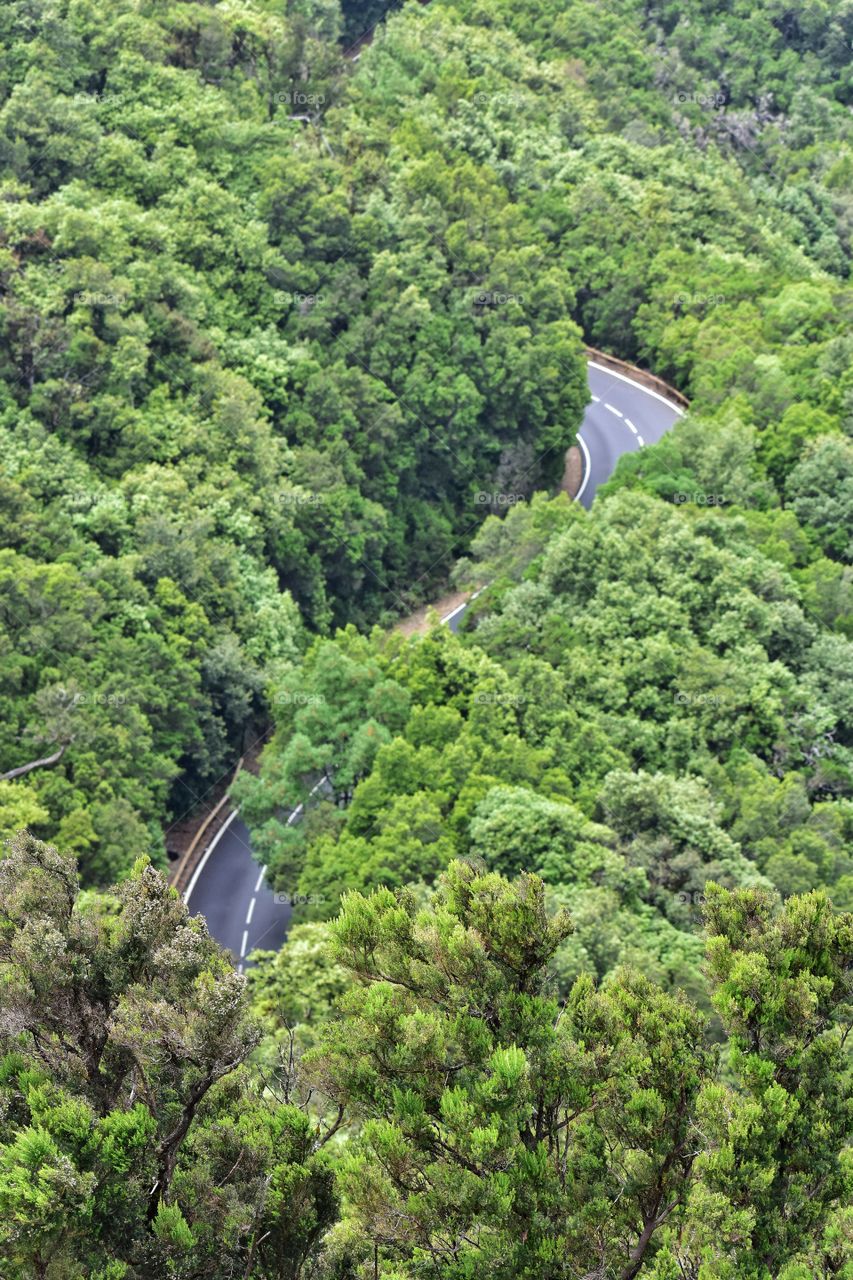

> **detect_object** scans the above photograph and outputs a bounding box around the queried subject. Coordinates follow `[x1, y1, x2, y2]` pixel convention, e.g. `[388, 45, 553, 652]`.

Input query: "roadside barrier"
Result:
[169, 756, 243, 894]
[584, 346, 690, 409]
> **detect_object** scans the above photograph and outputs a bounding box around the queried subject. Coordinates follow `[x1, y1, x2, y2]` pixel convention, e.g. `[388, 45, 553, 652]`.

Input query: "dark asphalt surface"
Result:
[188, 363, 685, 956]
[577, 362, 683, 508]
[185, 814, 292, 968]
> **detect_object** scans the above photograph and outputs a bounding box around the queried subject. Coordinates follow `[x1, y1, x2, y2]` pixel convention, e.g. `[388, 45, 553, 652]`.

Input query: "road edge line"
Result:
[184, 807, 239, 905]
[441, 587, 484, 625]
[588, 361, 686, 416]
[575, 431, 593, 504]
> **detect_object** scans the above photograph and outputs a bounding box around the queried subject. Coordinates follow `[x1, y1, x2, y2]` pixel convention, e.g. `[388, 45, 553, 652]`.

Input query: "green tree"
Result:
[759, 404, 839, 492]
[788, 434, 853, 563]
[308, 860, 715, 1279]
[658, 884, 853, 1277]
[0, 834, 337, 1278]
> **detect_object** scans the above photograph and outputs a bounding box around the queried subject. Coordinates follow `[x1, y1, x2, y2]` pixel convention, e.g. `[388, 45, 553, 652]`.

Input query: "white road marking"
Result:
[254, 866, 265, 893]
[637, 435, 645, 446]
[286, 775, 328, 828]
[591, 394, 600, 402]
[575, 431, 593, 504]
[184, 808, 240, 905]
[245, 897, 256, 925]
[441, 600, 467, 625]
[240, 929, 249, 957]
[588, 361, 685, 416]
[440, 588, 484, 626]
[604, 403, 623, 418]
[625, 418, 638, 435]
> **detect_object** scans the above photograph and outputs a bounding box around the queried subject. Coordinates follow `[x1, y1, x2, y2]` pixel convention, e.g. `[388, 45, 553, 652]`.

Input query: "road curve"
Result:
[187, 361, 685, 957]
[184, 812, 292, 970]
[576, 362, 683, 509]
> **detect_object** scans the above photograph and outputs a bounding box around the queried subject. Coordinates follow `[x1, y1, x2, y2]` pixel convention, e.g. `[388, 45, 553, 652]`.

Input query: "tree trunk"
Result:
[148, 1076, 215, 1221]
[0, 744, 66, 782]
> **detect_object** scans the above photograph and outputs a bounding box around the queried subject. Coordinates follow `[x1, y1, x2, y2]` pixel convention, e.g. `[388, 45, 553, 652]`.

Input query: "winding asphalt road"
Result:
[184, 814, 291, 972]
[576, 361, 684, 507]
[185, 361, 684, 962]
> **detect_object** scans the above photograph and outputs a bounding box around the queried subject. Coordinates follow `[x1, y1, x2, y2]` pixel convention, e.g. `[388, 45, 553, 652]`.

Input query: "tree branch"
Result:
[1, 743, 67, 782]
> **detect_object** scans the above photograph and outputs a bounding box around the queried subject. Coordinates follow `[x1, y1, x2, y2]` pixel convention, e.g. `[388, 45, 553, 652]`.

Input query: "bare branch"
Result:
[0, 743, 67, 782]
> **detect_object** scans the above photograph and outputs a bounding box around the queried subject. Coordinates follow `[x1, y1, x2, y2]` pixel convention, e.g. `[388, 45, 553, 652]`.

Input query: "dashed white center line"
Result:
[245, 897, 256, 926]
[604, 403, 623, 418]
[625, 418, 638, 435]
[254, 866, 265, 893]
[637, 435, 645, 446]
[240, 929, 249, 958]
[591, 394, 600, 402]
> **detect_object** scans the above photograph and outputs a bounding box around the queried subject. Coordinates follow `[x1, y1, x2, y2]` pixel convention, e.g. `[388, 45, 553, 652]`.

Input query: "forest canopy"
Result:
[1, 0, 851, 878]
[0, 834, 850, 1278]
[0, 1, 852, 1276]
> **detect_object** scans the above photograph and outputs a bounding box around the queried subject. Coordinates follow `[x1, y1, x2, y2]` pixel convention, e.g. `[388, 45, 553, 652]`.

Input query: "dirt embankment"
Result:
[394, 590, 471, 637]
[561, 445, 583, 497]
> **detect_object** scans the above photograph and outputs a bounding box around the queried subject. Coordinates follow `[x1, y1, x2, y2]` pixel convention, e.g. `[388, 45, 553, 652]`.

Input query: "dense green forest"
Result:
[1, 0, 852, 1276]
[2, 835, 852, 1278]
[1, 0, 851, 877]
[237, 482, 853, 1010]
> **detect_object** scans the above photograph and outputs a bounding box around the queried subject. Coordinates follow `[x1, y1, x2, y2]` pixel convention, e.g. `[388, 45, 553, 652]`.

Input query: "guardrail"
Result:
[584, 346, 690, 410]
[169, 756, 243, 894]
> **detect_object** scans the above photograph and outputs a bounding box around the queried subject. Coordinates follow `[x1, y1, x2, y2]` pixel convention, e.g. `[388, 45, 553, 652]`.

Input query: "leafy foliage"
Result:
[3, 0, 851, 878]
[242, 486, 852, 1002]
[0, 846, 850, 1277]
[0, 833, 338, 1279]
[300, 861, 851, 1279]
[1, 0, 852, 1273]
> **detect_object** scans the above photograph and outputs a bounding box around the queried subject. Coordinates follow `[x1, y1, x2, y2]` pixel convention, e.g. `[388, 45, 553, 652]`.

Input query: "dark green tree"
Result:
[0, 834, 337, 1279]
[307, 860, 716, 1279]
